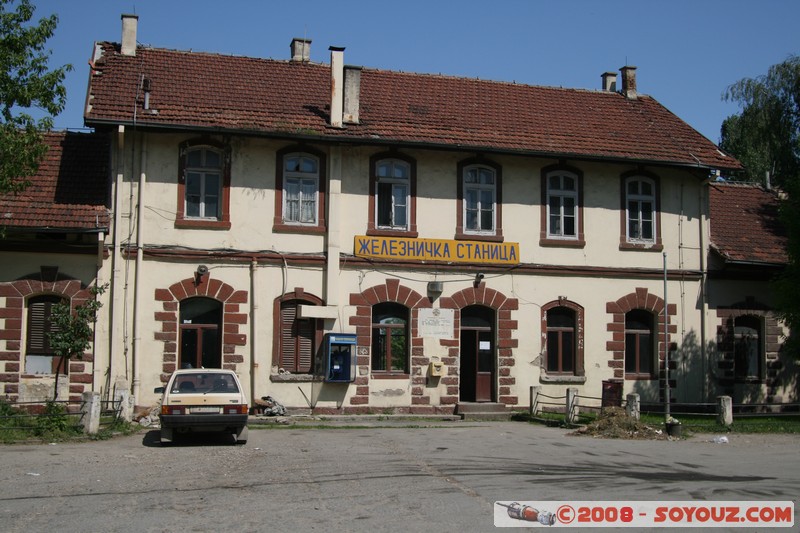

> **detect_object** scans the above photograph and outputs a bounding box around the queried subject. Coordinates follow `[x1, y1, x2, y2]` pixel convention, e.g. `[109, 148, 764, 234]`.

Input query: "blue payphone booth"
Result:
[323, 333, 357, 383]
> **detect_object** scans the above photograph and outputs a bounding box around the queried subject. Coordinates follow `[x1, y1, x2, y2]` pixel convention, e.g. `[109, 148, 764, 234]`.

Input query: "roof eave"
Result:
[85, 118, 740, 172]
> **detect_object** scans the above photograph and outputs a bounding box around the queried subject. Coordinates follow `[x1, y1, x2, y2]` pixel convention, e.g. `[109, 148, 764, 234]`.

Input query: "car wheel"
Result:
[235, 426, 248, 445]
[160, 427, 174, 445]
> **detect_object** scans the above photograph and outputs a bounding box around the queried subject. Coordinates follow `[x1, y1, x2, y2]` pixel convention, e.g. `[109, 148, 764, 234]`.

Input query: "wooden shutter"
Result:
[296, 314, 314, 373]
[26, 296, 64, 354]
[280, 302, 298, 371]
[280, 300, 316, 373]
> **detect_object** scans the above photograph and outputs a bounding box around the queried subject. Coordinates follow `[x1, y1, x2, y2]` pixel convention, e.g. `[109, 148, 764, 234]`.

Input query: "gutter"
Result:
[84, 118, 742, 173]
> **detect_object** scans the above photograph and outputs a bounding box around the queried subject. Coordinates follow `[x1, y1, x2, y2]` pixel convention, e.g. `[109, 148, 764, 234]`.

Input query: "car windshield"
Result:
[170, 373, 239, 394]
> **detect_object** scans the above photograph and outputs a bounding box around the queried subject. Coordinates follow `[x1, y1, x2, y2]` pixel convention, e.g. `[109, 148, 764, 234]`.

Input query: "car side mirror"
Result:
[154, 386, 165, 394]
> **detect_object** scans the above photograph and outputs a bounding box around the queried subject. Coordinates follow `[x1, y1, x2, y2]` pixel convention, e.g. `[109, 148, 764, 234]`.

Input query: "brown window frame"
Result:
[367, 151, 418, 237]
[540, 164, 585, 247]
[541, 300, 585, 376]
[455, 157, 503, 242]
[274, 291, 324, 375]
[175, 138, 232, 230]
[371, 302, 410, 376]
[25, 294, 68, 374]
[619, 170, 663, 251]
[624, 309, 657, 379]
[273, 145, 327, 235]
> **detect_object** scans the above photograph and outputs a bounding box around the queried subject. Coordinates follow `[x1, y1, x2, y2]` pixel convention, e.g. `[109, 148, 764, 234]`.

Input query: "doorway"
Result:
[179, 297, 222, 369]
[459, 305, 495, 402]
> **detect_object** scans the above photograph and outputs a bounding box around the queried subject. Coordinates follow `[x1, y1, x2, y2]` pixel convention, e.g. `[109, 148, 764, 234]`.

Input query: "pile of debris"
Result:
[570, 407, 666, 440]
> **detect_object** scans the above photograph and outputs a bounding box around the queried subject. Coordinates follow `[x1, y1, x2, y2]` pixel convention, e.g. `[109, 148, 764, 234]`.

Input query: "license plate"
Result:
[191, 406, 220, 414]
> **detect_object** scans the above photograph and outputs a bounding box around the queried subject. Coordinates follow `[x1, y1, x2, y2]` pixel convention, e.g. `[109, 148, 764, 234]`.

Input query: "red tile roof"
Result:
[86, 43, 741, 171]
[709, 182, 788, 265]
[0, 131, 110, 231]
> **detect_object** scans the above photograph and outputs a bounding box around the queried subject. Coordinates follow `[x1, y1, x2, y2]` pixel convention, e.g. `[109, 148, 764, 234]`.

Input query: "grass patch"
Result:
[640, 413, 800, 434]
[520, 408, 800, 435]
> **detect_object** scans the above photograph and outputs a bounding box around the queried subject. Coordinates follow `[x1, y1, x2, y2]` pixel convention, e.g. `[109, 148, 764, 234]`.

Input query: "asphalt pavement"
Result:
[0, 420, 796, 532]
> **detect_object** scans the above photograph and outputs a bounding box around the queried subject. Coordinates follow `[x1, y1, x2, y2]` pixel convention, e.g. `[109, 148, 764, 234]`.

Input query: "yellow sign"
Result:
[354, 235, 519, 265]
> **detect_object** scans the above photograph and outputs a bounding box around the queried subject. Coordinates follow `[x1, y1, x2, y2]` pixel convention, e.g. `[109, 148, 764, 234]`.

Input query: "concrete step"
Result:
[455, 402, 513, 420]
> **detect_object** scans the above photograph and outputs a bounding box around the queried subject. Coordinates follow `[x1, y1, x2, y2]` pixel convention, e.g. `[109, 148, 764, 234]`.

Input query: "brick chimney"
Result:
[290, 38, 311, 62]
[601, 71, 617, 92]
[121, 14, 138, 57]
[343, 66, 361, 124]
[329, 46, 345, 128]
[620, 66, 637, 99]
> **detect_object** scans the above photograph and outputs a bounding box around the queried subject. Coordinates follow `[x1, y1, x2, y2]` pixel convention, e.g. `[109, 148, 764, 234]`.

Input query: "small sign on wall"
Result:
[418, 308, 455, 339]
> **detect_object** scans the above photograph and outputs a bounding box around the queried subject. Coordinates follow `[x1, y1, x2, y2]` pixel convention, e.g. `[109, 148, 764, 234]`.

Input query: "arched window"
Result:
[546, 170, 579, 239]
[282, 153, 320, 225]
[375, 158, 410, 230]
[625, 176, 657, 243]
[278, 299, 319, 374]
[625, 309, 655, 377]
[541, 299, 584, 377]
[734, 315, 762, 381]
[176, 139, 231, 229]
[179, 297, 222, 369]
[371, 302, 409, 373]
[184, 147, 223, 219]
[546, 307, 576, 373]
[25, 295, 67, 374]
[462, 164, 496, 234]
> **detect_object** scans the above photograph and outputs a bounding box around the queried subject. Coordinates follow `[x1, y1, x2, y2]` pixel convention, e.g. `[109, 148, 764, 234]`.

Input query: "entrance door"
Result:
[459, 305, 495, 402]
[179, 297, 222, 368]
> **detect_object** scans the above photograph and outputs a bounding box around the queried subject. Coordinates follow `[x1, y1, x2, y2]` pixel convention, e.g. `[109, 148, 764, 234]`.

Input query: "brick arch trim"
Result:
[606, 287, 676, 379]
[0, 276, 94, 402]
[440, 283, 520, 406]
[154, 276, 248, 383]
[541, 299, 585, 376]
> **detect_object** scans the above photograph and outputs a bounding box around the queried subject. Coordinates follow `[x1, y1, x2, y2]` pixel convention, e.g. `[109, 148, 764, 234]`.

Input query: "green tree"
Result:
[0, 0, 71, 195]
[721, 56, 800, 357]
[47, 284, 107, 401]
[720, 55, 799, 187]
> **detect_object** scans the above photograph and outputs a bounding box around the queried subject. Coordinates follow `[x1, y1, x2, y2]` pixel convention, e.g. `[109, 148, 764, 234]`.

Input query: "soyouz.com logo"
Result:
[493, 501, 794, 528]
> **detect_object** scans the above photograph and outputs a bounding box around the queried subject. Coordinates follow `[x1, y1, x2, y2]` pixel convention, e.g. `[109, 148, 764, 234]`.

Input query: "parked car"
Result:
[155, 369, 248, 445]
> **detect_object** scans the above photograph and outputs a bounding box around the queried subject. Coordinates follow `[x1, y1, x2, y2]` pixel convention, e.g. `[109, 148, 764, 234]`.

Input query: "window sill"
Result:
[619, 241, 663, 252]
[735, 378, 764, 385]
[540, 237, 586, 248]
[273, 223, 327, 235]
[454, 232, 504, 243]
[366, 228, 419, 238]
[175, 219, 231, 230]
[370, 373, 410, 380]
[270, 373, 320, 383]
[539, 374, 586, 384]
[625, 374, 656, 380]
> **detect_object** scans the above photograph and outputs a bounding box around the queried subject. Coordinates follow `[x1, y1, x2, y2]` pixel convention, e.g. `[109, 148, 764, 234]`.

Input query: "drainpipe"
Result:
[250, 257, 258, 404]
[132, 134, 146, 404]
[110, 126, 125, 389]
[326, 146, 342, 308]
[93, 231, 104, 393]
[699, 178, 711, 400]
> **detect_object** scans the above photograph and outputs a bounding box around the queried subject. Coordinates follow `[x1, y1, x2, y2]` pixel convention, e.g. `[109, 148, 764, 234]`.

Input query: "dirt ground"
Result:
[569, 407, 670, 439]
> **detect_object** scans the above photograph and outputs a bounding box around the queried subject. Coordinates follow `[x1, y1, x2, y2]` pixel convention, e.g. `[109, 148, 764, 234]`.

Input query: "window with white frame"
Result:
[375, 159, 410, 230]
[625, 176, 656, 243]
[547, 171, 578, 238]
[463, 165, 496, 234]
[283, 153, 319, 225]
[184, 147, 222, 219]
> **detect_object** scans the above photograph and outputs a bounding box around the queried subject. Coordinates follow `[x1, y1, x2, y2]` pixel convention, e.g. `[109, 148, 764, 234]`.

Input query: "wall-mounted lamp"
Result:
[558, 295, 568, 305]
[195, 264, 209, 285]
[473, 272, 484, 288]
[427, 281, 443, 300]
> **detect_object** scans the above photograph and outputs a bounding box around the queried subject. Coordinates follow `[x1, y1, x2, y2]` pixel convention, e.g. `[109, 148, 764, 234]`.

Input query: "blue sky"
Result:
[32, 0, 800, 144]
